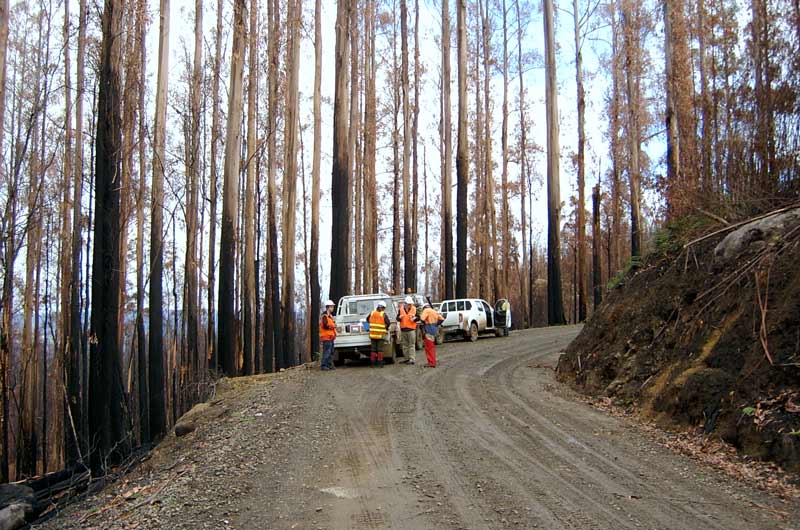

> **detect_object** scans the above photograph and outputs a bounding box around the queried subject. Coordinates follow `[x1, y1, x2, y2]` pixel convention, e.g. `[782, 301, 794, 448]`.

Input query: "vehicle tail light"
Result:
[458, 313, 463, 324]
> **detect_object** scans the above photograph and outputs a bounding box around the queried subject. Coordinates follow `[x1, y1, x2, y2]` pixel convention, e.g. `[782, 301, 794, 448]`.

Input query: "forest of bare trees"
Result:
[0, 0, 798, 482]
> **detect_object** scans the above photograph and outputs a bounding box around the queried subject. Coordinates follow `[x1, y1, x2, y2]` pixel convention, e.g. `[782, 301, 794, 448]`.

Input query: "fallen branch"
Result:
[683, 202, 800, 250]
[755, 267, 774, 365]
[694, 208, 729, 226]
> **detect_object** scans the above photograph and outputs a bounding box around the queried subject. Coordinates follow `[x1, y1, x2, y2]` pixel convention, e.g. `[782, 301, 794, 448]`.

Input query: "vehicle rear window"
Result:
[456, 301, 465, 311]
[465, 301, 472, 310]
[345, 300, 380, 315]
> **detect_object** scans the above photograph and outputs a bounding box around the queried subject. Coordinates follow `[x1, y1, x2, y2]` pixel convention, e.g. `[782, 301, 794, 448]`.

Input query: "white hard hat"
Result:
[324, 299, 335, 307]
[376, 300, 386, 308]
[404, 295, 414, 304]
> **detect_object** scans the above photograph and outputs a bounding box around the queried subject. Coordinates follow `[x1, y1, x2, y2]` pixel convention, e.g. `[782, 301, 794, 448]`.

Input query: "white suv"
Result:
[436, 298, 507, 343]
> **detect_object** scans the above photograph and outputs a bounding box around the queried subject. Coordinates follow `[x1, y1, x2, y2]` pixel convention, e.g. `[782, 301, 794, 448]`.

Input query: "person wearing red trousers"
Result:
[419, 302, 444, 367]
[367, 301, 391, 367]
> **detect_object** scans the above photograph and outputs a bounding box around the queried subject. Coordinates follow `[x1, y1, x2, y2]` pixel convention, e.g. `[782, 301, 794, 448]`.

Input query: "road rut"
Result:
[234, 325, 797, 530]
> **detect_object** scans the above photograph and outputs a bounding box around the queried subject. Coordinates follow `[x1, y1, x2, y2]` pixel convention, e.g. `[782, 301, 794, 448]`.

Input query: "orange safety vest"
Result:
[368, 310, 388, 339]
[320, 313, 336, 342]
[399, 305, 417, 330]
[420, 307, 444, 324]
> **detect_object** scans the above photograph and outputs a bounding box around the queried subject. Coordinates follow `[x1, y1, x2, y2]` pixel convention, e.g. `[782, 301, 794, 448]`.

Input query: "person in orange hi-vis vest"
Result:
[367, 300, 391, 367]
[319, 300, 337, 370]
[398, 295, 418, 364]
[420, 302, 445, 367]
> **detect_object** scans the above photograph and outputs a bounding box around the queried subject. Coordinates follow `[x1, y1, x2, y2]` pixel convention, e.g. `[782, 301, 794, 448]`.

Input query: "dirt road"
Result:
[233, 325, 795, 530]
[39, 326, 797, 530]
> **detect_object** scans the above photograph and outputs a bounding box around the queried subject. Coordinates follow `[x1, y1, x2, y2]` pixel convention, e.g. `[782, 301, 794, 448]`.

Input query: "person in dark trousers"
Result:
[320, 300, 337, 370]
[368, 300, 391, 367]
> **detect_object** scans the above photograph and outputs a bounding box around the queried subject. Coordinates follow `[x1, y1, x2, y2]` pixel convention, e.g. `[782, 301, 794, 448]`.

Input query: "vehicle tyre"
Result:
[415, 329, 423, 350]
[333, 358, 345, 367]
[468, 322, 478, 342]
[435, 330, 444, 345]
[494, 328, 503, 338]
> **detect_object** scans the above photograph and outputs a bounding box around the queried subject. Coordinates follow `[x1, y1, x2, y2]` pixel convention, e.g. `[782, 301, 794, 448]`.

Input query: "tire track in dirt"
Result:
[456, 343, 697, 529]
[235, 326, 796, 530]
[385, 333, 576, 529]
[433, 335, 634, 529]
[501, 352, 787, 529]
[381, 368, 494, 530]
[316, 369, 425, 529]
[398, 326, 792, 530]
[491, 354, 735, 528]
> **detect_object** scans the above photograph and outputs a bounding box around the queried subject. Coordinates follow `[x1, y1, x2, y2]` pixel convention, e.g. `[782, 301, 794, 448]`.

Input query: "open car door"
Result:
[494, 299, 510, 336]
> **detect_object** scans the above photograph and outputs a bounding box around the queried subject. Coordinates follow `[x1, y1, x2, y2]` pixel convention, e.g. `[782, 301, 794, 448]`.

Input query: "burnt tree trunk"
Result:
[149, 0, 170, 440]
[329, 0, 351, 303]
[89, 0, 129, 473]
[441, 0, 454, 300]
[592, 184, 602, 309]
[68, 0, 88, 460]
[572, 0, 587, 322]
[310, 0, 322, 359]
[219, 0, 247, 376]
[208, 0, 223, 372]
[266, 0, 282, 370]
[242, 0, 258, 375]
[282, 0, 302, 367]
[455, 0, 468, 298]
[135, 0, 148, 445]
[544, 0, 566, 325]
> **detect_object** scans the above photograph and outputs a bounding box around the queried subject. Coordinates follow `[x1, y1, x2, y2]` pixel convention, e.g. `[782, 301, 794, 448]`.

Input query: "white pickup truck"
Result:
[333, 293, 400, 365]
[436, 298, 508, 343]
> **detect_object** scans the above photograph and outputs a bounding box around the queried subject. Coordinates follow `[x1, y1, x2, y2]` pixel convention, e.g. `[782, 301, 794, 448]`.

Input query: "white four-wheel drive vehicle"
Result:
[333, 293, 400, 365]
[436, 298, 509, 343]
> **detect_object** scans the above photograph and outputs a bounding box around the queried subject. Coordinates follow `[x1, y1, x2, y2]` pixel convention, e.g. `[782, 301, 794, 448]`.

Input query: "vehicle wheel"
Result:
[468, 322, 478, 342]
[494, 328, 503, 338]
[435, 330, 444, 345]
[333, 358, 344, 367]
[415, 330, 423, 350]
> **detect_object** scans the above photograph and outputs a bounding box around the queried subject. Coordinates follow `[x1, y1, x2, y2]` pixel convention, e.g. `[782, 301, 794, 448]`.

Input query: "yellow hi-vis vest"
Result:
[368, 310, 388, 339]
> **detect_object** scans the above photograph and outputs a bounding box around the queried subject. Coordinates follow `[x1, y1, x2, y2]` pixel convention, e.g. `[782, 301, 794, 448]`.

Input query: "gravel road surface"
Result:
[37, 325, 797, 530]
[234, 325, 796, 530]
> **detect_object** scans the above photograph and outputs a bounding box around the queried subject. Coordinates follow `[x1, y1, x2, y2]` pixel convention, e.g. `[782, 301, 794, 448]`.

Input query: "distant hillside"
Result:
[557, 206, 800, 473]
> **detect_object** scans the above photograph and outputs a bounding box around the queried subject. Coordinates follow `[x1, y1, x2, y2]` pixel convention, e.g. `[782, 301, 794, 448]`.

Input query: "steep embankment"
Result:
[557, 207, 800, 473]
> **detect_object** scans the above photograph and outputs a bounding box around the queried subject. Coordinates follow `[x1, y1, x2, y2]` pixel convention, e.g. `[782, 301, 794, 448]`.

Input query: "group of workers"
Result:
[318, 296, 445, 370]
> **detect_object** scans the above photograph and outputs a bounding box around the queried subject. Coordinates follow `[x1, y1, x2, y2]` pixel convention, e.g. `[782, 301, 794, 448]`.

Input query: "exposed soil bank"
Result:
[557, 207, 800, 474]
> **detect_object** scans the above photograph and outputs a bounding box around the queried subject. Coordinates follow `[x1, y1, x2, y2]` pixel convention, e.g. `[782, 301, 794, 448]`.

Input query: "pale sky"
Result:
[147, 0, 661, 301]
